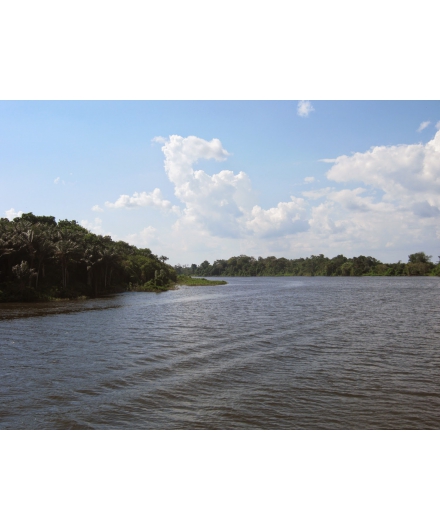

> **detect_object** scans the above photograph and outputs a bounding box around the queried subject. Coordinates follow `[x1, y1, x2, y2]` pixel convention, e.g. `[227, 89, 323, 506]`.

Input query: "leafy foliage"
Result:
[175, 252, 439, 278]
[0, 212, 177, 302]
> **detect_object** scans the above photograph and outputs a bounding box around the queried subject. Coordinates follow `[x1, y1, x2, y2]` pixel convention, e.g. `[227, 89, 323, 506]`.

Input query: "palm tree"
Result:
[33, 226, 55, 288]
[53, 230, 80, 288]
[0, 221, 16, 278]
[1, 220, 35, 283]
[100, 247, 120, 289]
[82, 243, 103, 296]
[16, 223, 37, 270]
[14, 223, 57, 288]
[11, 260, 37, 292]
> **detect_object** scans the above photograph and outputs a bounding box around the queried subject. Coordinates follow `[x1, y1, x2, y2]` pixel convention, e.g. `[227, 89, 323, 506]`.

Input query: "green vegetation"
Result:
[0, 213, 177, 302]
[175, 252, 440, 278]
[177, 275, 227, 286]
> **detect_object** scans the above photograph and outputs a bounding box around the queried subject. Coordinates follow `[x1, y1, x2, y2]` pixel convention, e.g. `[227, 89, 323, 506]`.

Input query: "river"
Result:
[1, 276, 439, 429]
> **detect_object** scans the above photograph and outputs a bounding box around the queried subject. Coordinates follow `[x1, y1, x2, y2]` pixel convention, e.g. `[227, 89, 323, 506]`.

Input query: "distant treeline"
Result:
[0, 213, 177, 302]
[175, 252, 440, 278]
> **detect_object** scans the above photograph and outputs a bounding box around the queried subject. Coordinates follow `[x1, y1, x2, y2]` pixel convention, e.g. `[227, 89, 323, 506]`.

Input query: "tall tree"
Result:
[53, 230, 81, 288]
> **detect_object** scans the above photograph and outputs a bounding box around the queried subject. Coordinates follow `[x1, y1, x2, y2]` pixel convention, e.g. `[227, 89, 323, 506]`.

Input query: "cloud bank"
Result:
[309, 130, 440, 250]
[159, 135, 309, 239]
[103, 132, 440, 260]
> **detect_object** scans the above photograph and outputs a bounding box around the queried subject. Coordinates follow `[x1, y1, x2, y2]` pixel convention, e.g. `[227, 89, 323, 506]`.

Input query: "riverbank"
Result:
[177, 276, 228, 286]
[0, 274, 230, 302]
[0, 284, 126, 303]
[130, 275, 227, 292]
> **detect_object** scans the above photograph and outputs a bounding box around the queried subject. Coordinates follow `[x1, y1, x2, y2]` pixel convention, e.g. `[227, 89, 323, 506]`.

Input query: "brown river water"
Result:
[1, 276, 439, 429]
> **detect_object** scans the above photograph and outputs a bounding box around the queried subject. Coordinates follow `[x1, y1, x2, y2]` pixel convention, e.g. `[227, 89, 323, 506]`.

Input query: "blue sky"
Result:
[2, 100, 440, 264]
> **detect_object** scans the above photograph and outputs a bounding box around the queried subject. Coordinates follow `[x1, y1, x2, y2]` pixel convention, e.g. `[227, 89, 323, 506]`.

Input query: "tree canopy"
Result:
[175, 252, 440, 278]
[0, 212, 177, 302]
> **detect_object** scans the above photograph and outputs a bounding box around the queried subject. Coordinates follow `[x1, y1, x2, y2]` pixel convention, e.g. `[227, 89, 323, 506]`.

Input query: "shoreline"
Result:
[0, 277, 228, 303]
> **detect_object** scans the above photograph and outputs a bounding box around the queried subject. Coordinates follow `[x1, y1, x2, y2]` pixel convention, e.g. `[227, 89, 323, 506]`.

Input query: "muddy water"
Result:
[1, 276, 439, 429]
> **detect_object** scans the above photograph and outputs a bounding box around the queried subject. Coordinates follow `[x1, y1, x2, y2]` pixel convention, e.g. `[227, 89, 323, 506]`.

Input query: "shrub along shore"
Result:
[177, 276, 227, 286]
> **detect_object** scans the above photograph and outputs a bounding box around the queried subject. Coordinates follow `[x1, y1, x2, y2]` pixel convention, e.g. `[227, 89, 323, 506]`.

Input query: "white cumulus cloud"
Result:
[158, 135, 310, 239]
[162, 135, 230, 186]
[105, 188, 180, 214]
[152, 136, 167, 144]
[325, 130, 440, 204]
[297, 100, 315, 117]
[126, 226, 158, 247]
[158, 135, 253, 238]
[246, 197, 309, 238]
[301, 130, 440, 254]
[92, 205, 103, 212]
[302, 187, 333, 200]
[4, 208, 23, 220]
[80, 217, 103, 234]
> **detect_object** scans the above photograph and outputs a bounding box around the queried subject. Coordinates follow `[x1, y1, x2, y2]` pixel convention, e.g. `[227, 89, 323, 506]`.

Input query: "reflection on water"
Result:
[1, 277, 439, 429]
[0, 297, 122, 321]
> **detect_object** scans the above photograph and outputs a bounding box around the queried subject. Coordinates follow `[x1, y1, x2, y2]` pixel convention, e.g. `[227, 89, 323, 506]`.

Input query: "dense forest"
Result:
[175, 252, 440, 278]
[0, 213, 177, 302]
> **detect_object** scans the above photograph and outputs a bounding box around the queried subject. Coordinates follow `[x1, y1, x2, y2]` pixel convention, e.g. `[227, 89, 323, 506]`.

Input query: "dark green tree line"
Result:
[175, 252, 440, 278]
[0, 213, 177, 302]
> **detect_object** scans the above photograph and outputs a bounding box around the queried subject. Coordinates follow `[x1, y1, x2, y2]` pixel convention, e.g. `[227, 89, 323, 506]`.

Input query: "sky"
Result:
[1, 100, 440, 265]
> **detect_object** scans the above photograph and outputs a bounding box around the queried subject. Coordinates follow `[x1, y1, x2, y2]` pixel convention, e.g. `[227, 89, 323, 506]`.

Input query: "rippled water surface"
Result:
[1, 277, 440, 429]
